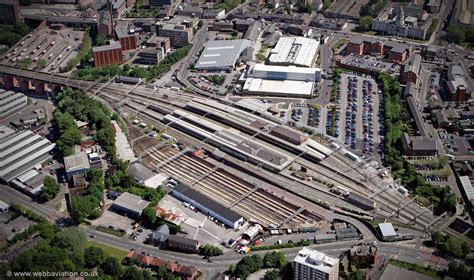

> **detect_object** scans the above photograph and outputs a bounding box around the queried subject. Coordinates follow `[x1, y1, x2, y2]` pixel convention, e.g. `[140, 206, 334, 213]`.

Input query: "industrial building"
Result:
[115, 25, 138, 51]
[349, 244, 378, 268]
[92, 41, 123, 67]
[372, 6, 434, 40]
[172, 183, 244, 229]
[445, 64, 472, 102]
[0, 90, 27, 118]
[64, 152, 90, 178]
[459, 176, 474, 212]
[111, 192, 150, 218]
[268, 37, 320, 68]
[0, 0, 19, 24]
[156, 16, 197, 47]
[293, 247, 339, 280]
[10, 169, 45, 196]
[0, 125, 55, 183]
[241, 64, 321, 98]
[195, 39, 251, 71]
[377, 222, 398, 241]
[344, 193, 376, 211]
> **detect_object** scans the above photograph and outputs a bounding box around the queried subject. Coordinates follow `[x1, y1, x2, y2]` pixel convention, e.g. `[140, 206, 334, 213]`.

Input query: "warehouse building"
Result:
[195, 39, 251, 71]
[459, 176, 474, 212]
[0, 125, 55, 183]
[172, 183, 244, 229]
[92, 41, 123, 67]
[115, 25, 138, 51]
[268, 37, 320, 68]
[10, 169, 45, 196]
[241, 64, 321, 98]
[344, 193, 376, 211]
[0, 90, 27, 118]
[377, 222, 398, 241]
[111, 192, 150, 218]
[64, 152, 90, 178]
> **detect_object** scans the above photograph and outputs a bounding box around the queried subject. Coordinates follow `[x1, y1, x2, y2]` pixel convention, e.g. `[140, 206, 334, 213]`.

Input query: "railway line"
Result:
[298, 158, 438, 229]
[114, 93, 440, 231]
[134, 137, 322, 229]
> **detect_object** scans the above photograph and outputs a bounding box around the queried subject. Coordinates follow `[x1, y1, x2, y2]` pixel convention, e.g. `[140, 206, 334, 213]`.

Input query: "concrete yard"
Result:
[161, 194, 245, 251]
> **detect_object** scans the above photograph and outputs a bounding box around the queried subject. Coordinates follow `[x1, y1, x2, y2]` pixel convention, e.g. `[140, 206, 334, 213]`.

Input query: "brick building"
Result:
[346, 36, 409, 62]
[115, 26, 138, 51]
[401, 54, 421, 84]
[92, 41, 123, 67]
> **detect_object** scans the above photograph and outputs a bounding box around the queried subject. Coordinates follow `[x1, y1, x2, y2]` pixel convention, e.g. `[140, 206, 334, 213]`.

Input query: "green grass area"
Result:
[389, 259, 443, 279]
[96, 226, 126, 237]
[85, 240, 128, 261]
[332, 39, 348, 53]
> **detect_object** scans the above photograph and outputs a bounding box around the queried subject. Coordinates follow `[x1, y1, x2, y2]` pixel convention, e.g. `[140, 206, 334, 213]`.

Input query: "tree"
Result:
[348, 270, 364, 280]
[447, 25, 466, 44]
[263, 251, 287, 268]
[356, 16, 373, 32]
[120, 266, 148, 280]
[40, 176, 60, 202]
[17, 57, 32, 69]
[36, 59, 47, 69]
[95, 34, 107, 46]
[142, 206, 157, 225]
[198, 20, 204, 29]
[199, 244, 223, 256]
[264, 269, 281, 280]
[444, 235, 470, 258]
[101, 257, 122, 276]
[53, 228, 85, 251]
[84, 246, 106, 268]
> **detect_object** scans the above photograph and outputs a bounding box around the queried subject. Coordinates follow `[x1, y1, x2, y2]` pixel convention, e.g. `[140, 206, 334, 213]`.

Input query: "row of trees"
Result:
[72, 44, 192, 82]
[40, 176, 61, 202]
[62, 31, 92, 72]
[55, 88, 117, 162]
[360, 0, 387, 18]
[70, 169, 104, 223]
[53, 110, 82, 156]
[378, 72, 456, 215]
[230, 251, 290, 280]
[1, 227, 138, 280]
[0, 22, 30, 47]
[432, 232, 470, 258]
[447, 24, 474, 46]
[447, 261, 474, 280]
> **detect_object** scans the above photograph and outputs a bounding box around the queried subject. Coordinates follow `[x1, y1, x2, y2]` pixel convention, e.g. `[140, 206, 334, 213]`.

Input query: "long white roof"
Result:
[269, 37, 320, 67]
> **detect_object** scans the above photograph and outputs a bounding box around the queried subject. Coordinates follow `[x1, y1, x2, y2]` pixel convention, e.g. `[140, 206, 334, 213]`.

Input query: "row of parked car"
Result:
[361, 79, 376, 155]
[344, 76, 358, 148]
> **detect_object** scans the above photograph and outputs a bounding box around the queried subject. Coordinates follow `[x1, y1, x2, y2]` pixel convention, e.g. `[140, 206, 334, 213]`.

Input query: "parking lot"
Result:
[326, 74, 382, 156]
